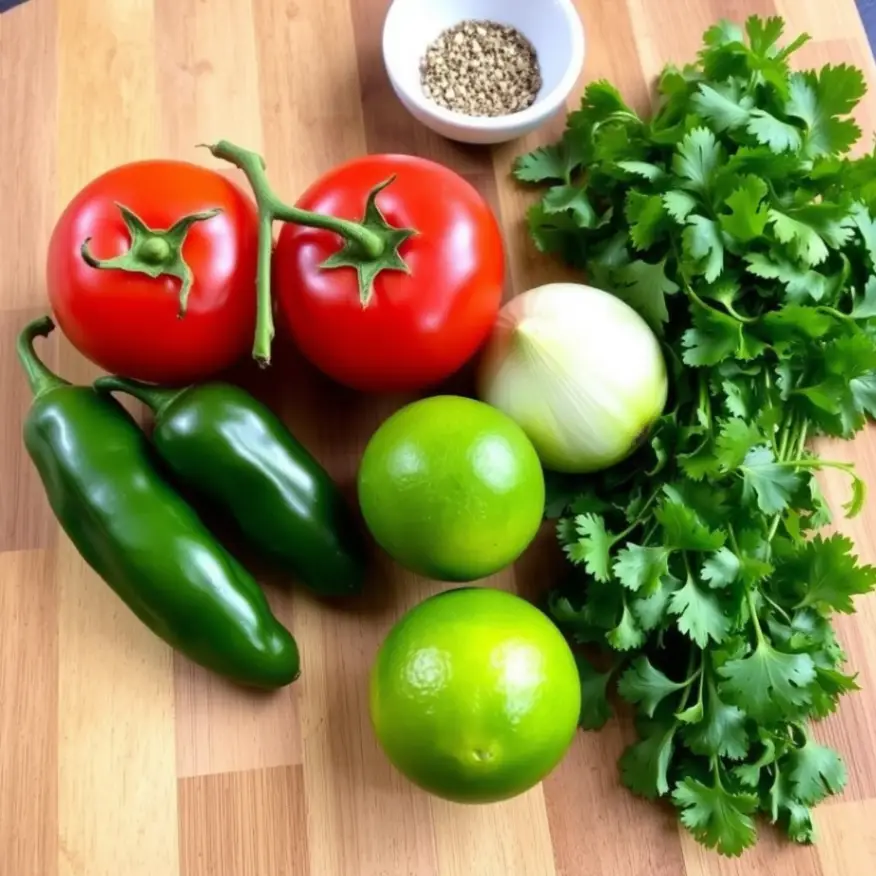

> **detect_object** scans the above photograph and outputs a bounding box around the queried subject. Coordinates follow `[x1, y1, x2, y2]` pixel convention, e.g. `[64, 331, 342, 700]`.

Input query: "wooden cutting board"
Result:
[2, 1, 876, 874]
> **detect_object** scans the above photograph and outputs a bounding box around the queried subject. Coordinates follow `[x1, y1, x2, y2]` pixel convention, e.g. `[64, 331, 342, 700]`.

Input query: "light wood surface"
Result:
[2, 1, 876, 874]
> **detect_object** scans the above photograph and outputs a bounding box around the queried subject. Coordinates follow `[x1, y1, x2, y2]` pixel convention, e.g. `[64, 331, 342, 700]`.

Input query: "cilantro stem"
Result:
[681, 278, 724, 318]
[773, 458, 856, 476]
[711, 755, 724, 790]
[778, 412, 802, 463]
[762, 591, 792, 624]
[777, 417, 793, 461]
[727, 524, 741, 555]
[745, 588, 767, 647]
[642, 520, 660, 546]
[723, 301, 758, 324]
[816, 305, 855, 324]
[676, 647, 701, 712]
[764, 372, 779, 454]
[682, 552, 694, 581]
[795, 420, 810, 458]
[698, 375, 713, 432]
[693, 654, 706, 707]
[615, 488, 662, 542]
[767, 513, 782, 543]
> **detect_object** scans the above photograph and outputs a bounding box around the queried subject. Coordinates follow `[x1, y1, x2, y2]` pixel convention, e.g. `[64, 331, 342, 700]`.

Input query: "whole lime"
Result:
[357, 395, 545, 581]
[369, 587, 581, 803]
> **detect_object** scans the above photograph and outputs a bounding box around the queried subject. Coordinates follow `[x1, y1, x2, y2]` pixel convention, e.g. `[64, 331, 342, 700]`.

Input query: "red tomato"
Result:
[47, 160, 259, 385]
[272, 155, 505, 393]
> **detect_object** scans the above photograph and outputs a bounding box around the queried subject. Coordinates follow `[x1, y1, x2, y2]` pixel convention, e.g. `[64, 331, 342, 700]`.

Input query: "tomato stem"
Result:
[80, 203, 221, 319]
[205, 140, 418, 366]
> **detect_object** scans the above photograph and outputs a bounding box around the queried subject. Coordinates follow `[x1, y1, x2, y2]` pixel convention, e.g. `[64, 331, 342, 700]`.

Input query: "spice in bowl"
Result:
[419, 20, 542, 118]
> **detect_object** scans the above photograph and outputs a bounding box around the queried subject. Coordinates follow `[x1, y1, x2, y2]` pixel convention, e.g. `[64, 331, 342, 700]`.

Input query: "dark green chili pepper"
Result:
[93, 376, 367, 598]
[19, 316, 300, 689]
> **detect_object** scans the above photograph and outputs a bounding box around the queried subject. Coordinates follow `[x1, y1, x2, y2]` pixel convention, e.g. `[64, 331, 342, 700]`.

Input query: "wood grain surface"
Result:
[2, 1, 876, 874]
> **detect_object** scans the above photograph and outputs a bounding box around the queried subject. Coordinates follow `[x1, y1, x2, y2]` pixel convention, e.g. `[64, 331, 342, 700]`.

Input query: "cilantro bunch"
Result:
[514, 16, 876, 857]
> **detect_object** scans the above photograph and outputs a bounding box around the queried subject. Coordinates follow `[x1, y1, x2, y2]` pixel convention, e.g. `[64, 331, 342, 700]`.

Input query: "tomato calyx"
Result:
[206, 140, 417, 367]
[319, 175, 415, 306]
[80, 203, 222, 318]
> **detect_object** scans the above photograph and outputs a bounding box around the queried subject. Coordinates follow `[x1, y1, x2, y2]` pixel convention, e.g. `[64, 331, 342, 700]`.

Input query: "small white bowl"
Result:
[382, 0, 586, 146]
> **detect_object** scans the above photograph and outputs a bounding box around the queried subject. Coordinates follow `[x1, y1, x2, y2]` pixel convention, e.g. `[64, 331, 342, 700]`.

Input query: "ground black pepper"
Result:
[419, 20, 542, 117]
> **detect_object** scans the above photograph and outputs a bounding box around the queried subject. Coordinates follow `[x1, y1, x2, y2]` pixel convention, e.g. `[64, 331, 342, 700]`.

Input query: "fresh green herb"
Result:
[515, 15, 876, 857]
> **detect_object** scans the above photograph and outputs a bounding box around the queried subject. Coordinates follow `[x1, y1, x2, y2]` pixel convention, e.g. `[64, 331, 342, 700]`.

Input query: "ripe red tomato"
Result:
[272, 155, 505, 393]
[47, 160, 259, 385]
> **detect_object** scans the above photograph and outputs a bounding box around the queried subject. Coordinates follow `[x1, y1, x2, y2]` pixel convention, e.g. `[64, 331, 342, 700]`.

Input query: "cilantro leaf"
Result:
[691, 83, 751, 131]
[673, 127, 723, 195]
[851, 275, 876, 318]
[769, 765, 816, 844]
[683, 216, 725, 282]
[747, 110, 802, 153]
[669, 577, 730, 646]
[745, 14, 785, 57]
[543, 184, 596, 227]
[620, 720, 678, 798]
[724, 145, 801, 177]
[704, 19, 744, 47]
[575, 655, 614, 730]
[769, 209, 829, 266]
[564, 514, 614, 581]
[744, 252, 831, 303]
[775, 533, 876, 615]
[714, 418, 764, 470]
[655, 496, 725, 551]
[631, 575, 677, 631]
[684, 674, 749, 759]
[607, 601, 646, 651]
[548, 591, 615, 645]
[787, 737, 847, 804]
[740, 446, 801, 514]
[626, 192, 668, 251]
[682, 307, 747, 367]
[513, 144, 571, 183]
[525, 202, 590, 266]
[701, 547, 740, 588]
[811, 666, 860, 719]
[664, 190, 698, 223]
[851, 202, 876, 264]
[572, 79, 641, 130]
[761, 305, 835, 346]
[611, 258, 680, 331]
[618, 657, 687, 717]
[719, 175, 770, 242]
[787, 66, 865, 156]
[734, 734, 777, 787]
[613, 544, 670, 592]
[672, 776, 758, 857]
[617, 161, 666, 182]
[718, 642, 816, 723]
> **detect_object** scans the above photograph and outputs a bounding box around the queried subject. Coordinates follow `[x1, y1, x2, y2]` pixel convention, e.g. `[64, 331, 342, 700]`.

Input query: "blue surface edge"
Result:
[858, 0, 876, 52]
[0, 0, 29, 13]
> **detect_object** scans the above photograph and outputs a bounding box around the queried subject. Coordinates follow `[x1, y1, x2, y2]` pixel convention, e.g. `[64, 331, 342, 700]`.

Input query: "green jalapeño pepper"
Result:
[93, 376, 367, 598]
[19, 317, 300, 688]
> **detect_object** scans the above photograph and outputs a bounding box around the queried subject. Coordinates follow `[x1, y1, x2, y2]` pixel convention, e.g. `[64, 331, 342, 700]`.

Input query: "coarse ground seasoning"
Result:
[419, 20, 542, 117]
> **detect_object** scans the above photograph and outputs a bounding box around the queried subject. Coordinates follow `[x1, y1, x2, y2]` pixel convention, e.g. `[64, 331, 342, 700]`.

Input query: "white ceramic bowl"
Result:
[382, 0, 586, 145]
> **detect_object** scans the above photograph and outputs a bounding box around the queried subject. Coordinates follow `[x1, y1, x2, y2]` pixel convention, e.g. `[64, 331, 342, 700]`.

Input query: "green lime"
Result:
[369, 587, 581, 803]
[357, 395, 545, 581]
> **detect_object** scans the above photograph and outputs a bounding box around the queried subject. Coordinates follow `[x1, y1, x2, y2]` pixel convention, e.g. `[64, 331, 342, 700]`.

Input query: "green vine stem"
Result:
[206, 140, 417, 367]
[80, 204, 221, 318]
